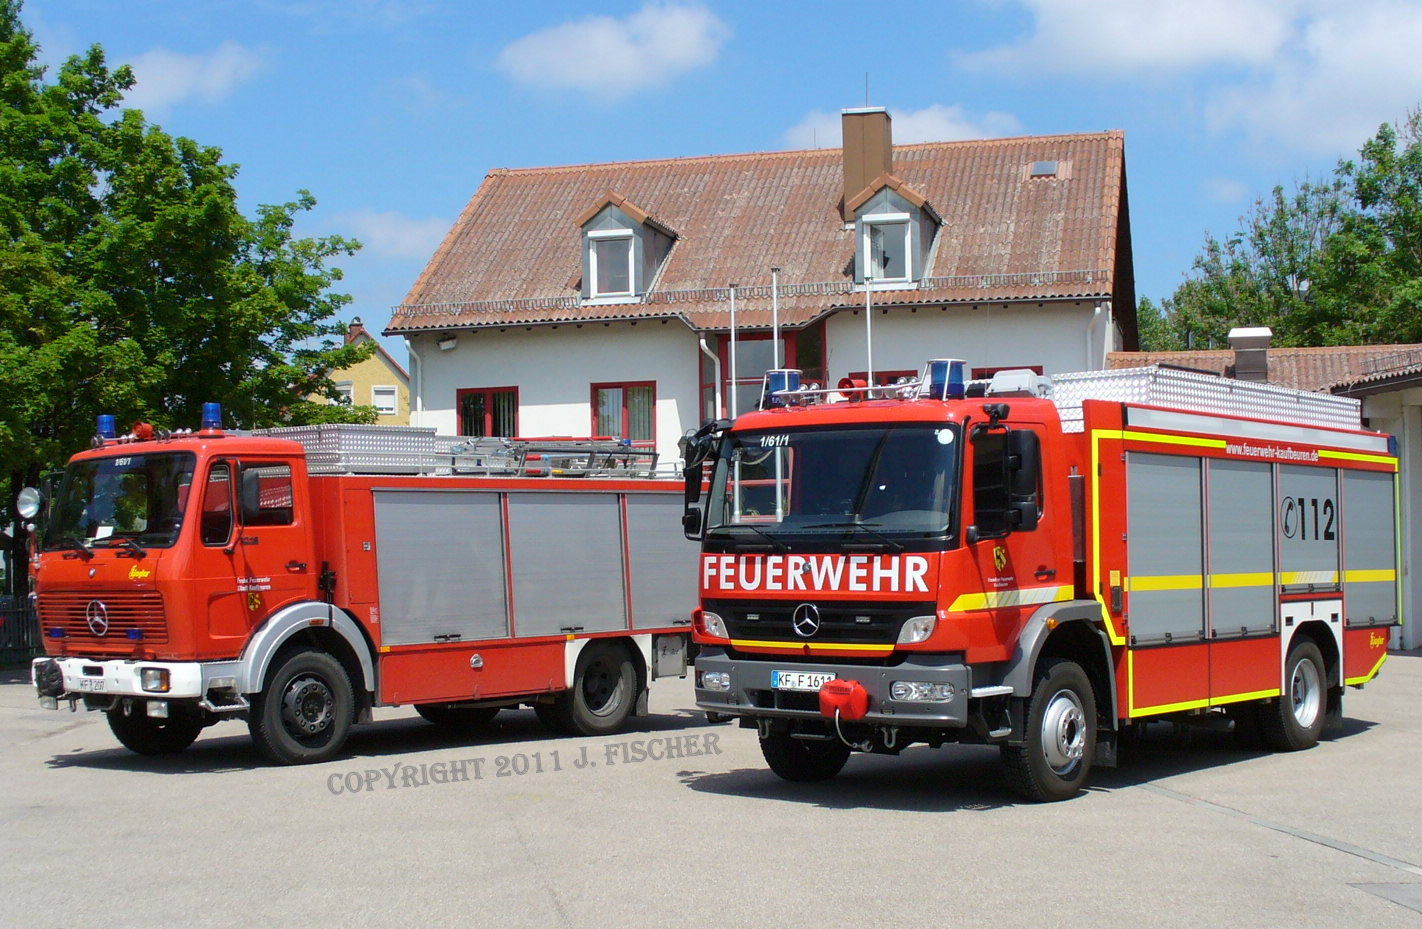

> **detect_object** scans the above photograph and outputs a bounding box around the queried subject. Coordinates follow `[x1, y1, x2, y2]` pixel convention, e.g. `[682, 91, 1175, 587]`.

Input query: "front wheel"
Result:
[759, 730, 851, 782]
[249, 649, 355, 765]
[1260, 640, 1327, 751]
[107, 700, 204, 755]
[1001, 657, 1097, 802]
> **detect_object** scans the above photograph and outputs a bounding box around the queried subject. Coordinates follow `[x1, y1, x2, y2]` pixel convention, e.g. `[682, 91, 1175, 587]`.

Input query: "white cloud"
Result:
[1201, 177, 1249, 204]
[496, 4, 729, 100]
[340, 210, 450, 260]
[955, 0, 1293, 76]
[784, 105, 1023, 149]
[1205, 2, 1422, 154]
[124, 42, 268, 113]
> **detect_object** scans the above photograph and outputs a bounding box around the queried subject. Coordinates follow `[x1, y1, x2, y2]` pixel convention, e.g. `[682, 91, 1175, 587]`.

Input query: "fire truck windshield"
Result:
[706, 424, 959, 541]
[45, 452, 196, 552]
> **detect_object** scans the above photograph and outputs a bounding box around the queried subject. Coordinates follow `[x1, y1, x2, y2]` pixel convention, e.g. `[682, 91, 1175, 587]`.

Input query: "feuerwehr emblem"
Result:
[85, 600, 110, 636]
[792, 603, 821, 638]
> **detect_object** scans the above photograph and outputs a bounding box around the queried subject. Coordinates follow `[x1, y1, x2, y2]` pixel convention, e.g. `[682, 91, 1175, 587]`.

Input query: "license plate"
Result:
[771, 670, 835, 692]
[74, 677, 107, 693]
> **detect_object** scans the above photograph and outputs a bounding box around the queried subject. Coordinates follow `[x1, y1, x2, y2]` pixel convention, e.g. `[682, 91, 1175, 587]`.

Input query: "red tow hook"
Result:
[818, 679, 869, 721]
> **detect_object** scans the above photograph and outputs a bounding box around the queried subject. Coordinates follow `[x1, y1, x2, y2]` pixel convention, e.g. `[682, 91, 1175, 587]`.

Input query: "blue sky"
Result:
[21, 0, 1422, 360]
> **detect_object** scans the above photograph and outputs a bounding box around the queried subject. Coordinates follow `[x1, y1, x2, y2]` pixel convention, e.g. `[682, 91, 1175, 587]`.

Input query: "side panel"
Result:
[625, 495, 697, 629]
[1206, 459, 1276, 637]
[1208, 636, 1279, 702]
[379, 641, 563, 705]
[373, 490, 509, 645]
[1278, 465, 1340, 591]
[1342, 469, 1398, 627]
[509, 492, 627, 637]
[1128, 643, 1209, 715]
[1126, 453, 1205, 643]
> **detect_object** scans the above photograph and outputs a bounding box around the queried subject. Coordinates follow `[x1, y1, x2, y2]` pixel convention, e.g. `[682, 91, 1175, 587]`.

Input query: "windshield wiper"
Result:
[55, 535, 93, 559]
[727, 522, 788, 552]
[801, 521, 904, 552]
[93, 537, 147, 556]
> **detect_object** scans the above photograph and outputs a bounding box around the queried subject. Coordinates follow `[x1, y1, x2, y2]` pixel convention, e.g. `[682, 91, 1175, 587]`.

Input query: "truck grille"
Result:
[38, 590, 169, 646]
[705, 599, 933, 645]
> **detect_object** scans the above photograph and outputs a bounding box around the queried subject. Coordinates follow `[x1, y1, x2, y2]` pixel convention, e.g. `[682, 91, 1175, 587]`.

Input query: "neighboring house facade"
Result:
[1110, 341, 1422, 650]
[323, 317, 411, 425]
[387, 107, 1137, 469]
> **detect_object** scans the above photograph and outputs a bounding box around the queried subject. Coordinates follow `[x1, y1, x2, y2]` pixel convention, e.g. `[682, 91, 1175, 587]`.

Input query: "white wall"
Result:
[1360, 388, 1422, 650]
[411, 320, 702, 469]
[824, 300, 1112, 381]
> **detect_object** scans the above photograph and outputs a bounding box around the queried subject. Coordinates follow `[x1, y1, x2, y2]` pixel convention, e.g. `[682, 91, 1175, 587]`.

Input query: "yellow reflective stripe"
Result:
[1207, 688, 1282, 706]
[1344, 568, 1397, 583]
[1318, 448, 1398, 470]
[1091, 430, 1128, 646]
[1345, 650, 1388, 686]
[1128, 688, 1284, 718]
[729, 638, 894, 653]
[946, 584, 1074, 613]
[1209, 572, 1275, 589]
[1120, 430, 1227, 450]
[1279, 570, 1340, 585]
[1127, 574, 1201, 592]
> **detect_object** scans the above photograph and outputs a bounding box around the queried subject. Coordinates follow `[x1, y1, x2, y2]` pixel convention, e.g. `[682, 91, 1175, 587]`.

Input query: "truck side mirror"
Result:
[682, 507, 704, 539]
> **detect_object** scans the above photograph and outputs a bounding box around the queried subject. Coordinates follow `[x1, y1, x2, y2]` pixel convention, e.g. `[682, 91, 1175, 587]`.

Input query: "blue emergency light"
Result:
[924, 359, 967, 400]
[97, 414, 117, 439]
[201, 402, 223, 431]
[761, 369, 802, 408]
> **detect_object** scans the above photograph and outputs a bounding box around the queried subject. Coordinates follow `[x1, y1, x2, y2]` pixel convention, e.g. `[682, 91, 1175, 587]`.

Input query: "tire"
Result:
[1001, 657, 1097, 802]
[248, 649, 355, 765]
[415, 704, 500, 728]
[759, 730, 851, 782]
[1260, 640, 1327, 752]
[106, 700, 204, 755]
[550, 642, 639, 736]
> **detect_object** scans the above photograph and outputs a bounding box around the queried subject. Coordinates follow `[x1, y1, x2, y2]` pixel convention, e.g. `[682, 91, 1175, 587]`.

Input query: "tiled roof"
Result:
[388, 130, 1129, 334]
[1107, 345, 1422, 393]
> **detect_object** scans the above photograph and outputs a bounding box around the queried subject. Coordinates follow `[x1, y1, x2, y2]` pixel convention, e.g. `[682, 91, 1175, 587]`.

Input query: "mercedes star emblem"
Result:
[85, 600, 110, 637]
[792, 603, 821, 638]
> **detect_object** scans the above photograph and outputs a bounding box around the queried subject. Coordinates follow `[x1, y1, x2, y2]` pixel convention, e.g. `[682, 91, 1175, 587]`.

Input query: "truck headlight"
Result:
[699, 671, 732, 692]
[140, 668, 170, 693]
[696, 610, 729, 640]
[890, 681, 955, 702]
[896, 615, 936, 644]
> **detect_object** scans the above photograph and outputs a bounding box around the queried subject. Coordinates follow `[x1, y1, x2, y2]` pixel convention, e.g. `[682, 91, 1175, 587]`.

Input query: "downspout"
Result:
[1084, 301, 1111, 370]
[405, 337, 423, 427]
[699, 337, 723, 422]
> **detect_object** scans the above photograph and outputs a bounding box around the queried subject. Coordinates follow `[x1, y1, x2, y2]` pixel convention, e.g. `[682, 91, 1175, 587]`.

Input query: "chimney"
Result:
[841, 107, 892, 221]
[345, 316, 367, 345]
[1229, 326, 1272, 382]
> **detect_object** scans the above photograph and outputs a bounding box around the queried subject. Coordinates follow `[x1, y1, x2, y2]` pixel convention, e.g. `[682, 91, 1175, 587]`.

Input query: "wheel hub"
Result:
[282, 675, 334, 736]
[1041, 688, 1086, 773]
[1290, 658, 1322, 728]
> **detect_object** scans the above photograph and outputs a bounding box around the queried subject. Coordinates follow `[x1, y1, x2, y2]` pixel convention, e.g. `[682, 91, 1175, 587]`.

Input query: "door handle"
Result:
[286, 560, 308, 572]
[1034, 566, 1056, 580]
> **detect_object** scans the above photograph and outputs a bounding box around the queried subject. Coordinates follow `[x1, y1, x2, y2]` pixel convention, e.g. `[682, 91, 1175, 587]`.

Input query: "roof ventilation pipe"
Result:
[841, 107, 892, 222]
[1229, 326, 1273, 382]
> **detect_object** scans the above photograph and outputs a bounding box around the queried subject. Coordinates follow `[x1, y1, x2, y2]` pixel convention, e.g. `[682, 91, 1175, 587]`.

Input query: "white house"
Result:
[386, 107, 1138, 470]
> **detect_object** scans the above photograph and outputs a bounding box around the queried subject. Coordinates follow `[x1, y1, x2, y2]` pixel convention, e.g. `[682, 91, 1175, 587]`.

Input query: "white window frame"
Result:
[588, 228, 635, 298]
[371, 385, 398, 416]
[333, 381, 354, 406]
[863, 212, 912, 285]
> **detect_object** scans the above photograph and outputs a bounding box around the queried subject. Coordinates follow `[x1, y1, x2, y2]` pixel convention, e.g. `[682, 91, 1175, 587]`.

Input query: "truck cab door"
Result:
[230, 460, 317, 617]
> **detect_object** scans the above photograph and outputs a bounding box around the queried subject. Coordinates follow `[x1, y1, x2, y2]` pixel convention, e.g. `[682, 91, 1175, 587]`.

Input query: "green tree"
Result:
[0, 0, 374, 593]
[1154, 108, 1422, 348]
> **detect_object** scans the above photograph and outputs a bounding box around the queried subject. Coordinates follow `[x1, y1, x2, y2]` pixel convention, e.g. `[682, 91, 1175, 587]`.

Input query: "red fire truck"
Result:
[23, 416, 693, 763]
[682, 361, 1399, 801]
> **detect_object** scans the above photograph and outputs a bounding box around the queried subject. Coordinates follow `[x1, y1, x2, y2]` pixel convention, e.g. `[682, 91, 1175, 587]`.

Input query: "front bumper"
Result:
[32, 656, 242, 703]
[694, 648, 971, 727]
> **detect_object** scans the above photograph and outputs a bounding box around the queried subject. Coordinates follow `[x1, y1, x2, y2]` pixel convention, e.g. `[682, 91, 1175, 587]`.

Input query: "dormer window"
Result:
[865, 213, 911, 282]
[577, 192, 676, 304]
[847, 174, 939, 288]
[589, 229, 634, 297]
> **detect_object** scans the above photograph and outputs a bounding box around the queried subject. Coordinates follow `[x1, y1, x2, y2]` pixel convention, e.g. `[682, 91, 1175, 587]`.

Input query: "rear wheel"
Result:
[107, 700, 204, 755]
[549, 643, 639, 736]
[759, 730, 851, 782]
[1001, 658, 1096, 802]
[415, 704, 500, 728]
[1260, 640, 1327, 751]
[249, 649, 355, 765]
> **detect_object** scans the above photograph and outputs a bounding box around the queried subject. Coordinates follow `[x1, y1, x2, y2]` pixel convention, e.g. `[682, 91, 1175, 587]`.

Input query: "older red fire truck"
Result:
[683, 361, 1398, 801]
[24, 415, 693, 763]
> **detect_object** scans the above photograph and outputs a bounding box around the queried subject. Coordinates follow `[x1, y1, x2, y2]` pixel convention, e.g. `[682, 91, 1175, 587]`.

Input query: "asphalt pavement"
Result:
[2, 653, 1420, 929]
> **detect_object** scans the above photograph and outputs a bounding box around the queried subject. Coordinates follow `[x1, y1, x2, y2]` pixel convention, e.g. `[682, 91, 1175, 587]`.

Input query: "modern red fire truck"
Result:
[682, 361, 1399, 801]
[24, 416, 693, 763]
